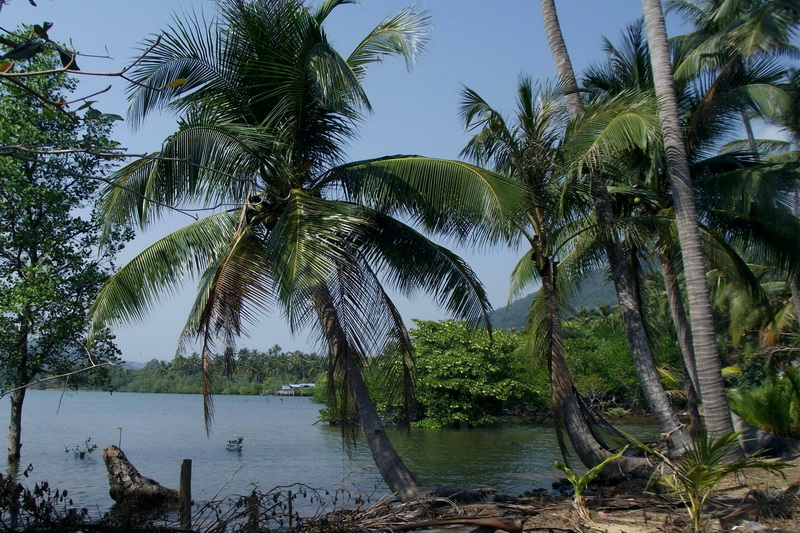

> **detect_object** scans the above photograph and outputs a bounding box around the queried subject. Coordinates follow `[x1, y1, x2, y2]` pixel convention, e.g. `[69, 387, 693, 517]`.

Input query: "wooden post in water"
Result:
[180, 459, 192, 530]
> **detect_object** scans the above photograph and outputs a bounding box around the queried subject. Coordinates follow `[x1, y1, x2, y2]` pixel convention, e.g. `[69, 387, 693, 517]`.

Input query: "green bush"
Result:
[412, 320, 546, 428]
[729, 368, 800, 437]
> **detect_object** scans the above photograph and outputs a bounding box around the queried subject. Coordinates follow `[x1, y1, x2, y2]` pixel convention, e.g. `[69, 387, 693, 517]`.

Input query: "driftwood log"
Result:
[102, 445, 180, 508]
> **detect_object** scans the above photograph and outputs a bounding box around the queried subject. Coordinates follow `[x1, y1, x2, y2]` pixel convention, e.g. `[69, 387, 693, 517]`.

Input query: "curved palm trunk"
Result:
[640, 0, 735, 438]
[658, 252, 699, 395]
[313, 289, 422, 502]
[539, 0, 689, 451]
[540, 258, 649, 474]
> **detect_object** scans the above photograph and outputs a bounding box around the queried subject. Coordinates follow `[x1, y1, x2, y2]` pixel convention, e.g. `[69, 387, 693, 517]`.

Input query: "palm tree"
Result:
[459, 79, 650, 473]
[538, 0, 691, 452]
[88, 0, 519, 501]
[640, 0, 735, 437]
[579, 15, 797, 389]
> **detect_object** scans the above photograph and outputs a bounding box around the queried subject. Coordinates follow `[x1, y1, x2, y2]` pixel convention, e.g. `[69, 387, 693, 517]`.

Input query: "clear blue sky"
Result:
[3, 1, 678, 363]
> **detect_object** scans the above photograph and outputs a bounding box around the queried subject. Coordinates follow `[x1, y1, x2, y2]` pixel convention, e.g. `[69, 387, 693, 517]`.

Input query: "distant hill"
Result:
[489, 270, 618, 331]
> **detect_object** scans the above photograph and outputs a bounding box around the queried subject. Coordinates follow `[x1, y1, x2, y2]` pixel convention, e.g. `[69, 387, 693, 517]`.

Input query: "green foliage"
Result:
[0, 47, 128, 459]
[555, 446, 628, 499]
[729, 368, 800, 437]
[563, 321, 645, 408]
[411, 320, 547, 428]
[314, 316, 672, 424]
[0, 52, 125, 386]
[630, 430, 788, 533]
[555, 446, 628, 523]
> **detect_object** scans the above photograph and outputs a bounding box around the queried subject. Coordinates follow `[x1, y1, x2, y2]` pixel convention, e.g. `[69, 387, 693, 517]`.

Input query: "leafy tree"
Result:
[564, 321, 647, 409]
[88, 0, 517, 501]
[0, 51, 126, 461]
[410, 320, 544, 428]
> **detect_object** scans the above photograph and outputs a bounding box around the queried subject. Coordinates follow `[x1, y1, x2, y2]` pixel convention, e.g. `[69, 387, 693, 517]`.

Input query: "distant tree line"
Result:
[77, 345, 327, 396]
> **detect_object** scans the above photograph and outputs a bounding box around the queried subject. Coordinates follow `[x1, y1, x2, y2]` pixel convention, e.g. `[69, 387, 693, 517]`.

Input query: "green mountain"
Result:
[489, 270, 618, 331]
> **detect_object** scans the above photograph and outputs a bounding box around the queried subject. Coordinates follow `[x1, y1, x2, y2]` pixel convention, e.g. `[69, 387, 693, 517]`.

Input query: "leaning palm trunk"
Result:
[313, 288, 422, 502]
[538, 259, 650, 474]
[640, 0, 734, 437]
[539, 0, 690, 452]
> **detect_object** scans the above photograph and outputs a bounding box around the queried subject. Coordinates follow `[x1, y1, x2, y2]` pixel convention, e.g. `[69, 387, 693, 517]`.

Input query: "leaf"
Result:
[33, 24, 49, 41]
[76, 101, 97, 111]
[0, 36, 19, 48]
[166, 78, 189, 88]
[0, 40, 43, 61]
[0, 62, 12, 73]
[84, 108, 102, 120]
[50, 42, 79, 70]
[721, 366, 742, 376]
[100, 113, 124, 122]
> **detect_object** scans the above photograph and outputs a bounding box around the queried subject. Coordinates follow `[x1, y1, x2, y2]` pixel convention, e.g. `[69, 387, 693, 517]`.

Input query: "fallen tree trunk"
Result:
[102, 445, 180, 509]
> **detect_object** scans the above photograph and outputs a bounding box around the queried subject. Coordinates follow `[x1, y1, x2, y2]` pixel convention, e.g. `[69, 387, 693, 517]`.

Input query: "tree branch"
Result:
[0, 361, 116, 399]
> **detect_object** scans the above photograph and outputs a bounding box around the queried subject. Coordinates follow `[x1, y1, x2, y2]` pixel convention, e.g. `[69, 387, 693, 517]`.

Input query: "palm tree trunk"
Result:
[659, 252, 703, 431]
[539, 0, 582, 118]
[640, 0, 734, 437]
[742, 111, 759, 154]
[659, 251, 700, 395]
[538, 0, 689, 451]
[313, 289, 422, 501]
[541, 258, 649, 474]
[611, 247, 690, 450]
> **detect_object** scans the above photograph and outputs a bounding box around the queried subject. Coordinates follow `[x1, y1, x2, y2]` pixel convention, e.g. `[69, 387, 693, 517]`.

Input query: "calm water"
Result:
[0, 391, 656, 512]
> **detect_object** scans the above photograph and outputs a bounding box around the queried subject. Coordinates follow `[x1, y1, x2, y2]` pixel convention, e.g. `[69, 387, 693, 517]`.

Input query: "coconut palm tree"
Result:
[642, 0, 796, 435]
[88, 0, 520, 501]
[459, 79, 650, 473]
[538, 0, 691, 452]
[587, 3, 799, 438]
[578, 16, 798, 401]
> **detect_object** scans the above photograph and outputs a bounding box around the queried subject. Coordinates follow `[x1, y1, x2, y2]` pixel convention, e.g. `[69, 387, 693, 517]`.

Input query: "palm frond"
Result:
[567, 91, 661, 173]
[98, 120, 270, 236]
[88, 213, 238, 344]
[178, 221, 277, 353]
[357, 211, 494, 327]
[347, 6, 430, 77]
[127, 7, 244, 128]
[328, 155, 525, 244]
[509, 250, 540, 303]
